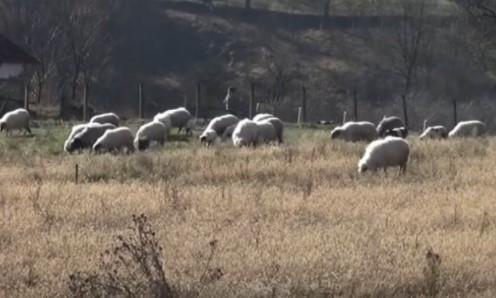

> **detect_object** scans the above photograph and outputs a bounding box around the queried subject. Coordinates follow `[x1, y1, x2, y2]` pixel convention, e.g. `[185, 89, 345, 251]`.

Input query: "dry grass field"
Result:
[1, 123, 496, 297]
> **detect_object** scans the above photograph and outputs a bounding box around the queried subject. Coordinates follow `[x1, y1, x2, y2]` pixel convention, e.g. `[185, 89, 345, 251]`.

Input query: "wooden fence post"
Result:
[183, 95, 188, 108]
[195, 81, 201, 119]
[301, 86, 307, 123]
[342, 110, 347, 125]
[353, 90, 358, 121]
[138, 82, 144, 118]
[297, 107, 303, 125]
[83, 84, 89, 121]
[452, 97, 457, 127]
[75, 164, 79, 184]
[402, 94, 409, 129]
[249, 82, 255, 118]
[23, 84, 29, 112]
[255, 102, 261, 114]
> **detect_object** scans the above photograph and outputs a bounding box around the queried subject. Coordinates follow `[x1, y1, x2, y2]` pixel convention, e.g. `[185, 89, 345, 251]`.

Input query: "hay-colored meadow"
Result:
[1, 124, 496, 297]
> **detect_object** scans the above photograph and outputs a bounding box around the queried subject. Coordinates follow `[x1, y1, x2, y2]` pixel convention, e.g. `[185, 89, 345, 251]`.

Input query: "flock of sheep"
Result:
[331, 116, 486, 173]
[56, 108, 284, 152]
[0, 107, 488, 174]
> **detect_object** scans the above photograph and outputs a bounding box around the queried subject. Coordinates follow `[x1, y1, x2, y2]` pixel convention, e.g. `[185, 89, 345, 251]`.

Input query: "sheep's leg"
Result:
[400, 163, 407, 175]
[25, 126, 32, 136]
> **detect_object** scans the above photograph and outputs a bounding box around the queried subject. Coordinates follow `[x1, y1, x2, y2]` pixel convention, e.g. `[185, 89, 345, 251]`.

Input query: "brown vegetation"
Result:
[1, 126, 496, 296]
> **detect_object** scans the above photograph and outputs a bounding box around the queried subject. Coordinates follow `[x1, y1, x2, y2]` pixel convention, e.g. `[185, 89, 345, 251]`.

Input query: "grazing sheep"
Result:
[93, 127, 135, 153]
[66, 123, 116, 153]
[64, 123, 90, 152]
[420, 125, 448, 140]
[90, 112, 120, 126]
[221, 123, 237, 142]
[376, 116, 404, 137]
[200, 114, 239, 145]
[134, 121, 168, 151]
[153, 107, 192, 134]
[331, 121, 377, 142]
[384, 126, 408, 138]
[358, 136, 410, 174]
[232, 119, 259, 147]
[448, 120, 486, 138]
[0, 108, 31, 136]
[256, 120, 277, 144]
[253, 113, 273, 122]
[263, 117, 284, 144]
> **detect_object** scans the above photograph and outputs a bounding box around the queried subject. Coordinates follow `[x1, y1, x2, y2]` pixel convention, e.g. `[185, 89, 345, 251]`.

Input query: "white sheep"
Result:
[258, 117, 284, 144]
[93, 127, 135, 153]
[153, 107, 192, 134]
[331, 121, 377, 142]
[253, 113, 273, 122]
[448, 120, 486, 138]
[232, 119, 259, 147]
[0, 108, 31, 136]
[384, 126, 408, 139]
[256, 120, 277, 144]
[134, 121, 168, 151]
[66, 123, 116, 153]
[376, 116, 404, 137]
[200, 114, 239, 145]
[221, 123, 237, 142]
[64, 123, 90, 152]
[90, 112, 120, 126]
[419, 125, 448, 140]
[358, 136, 410, 174]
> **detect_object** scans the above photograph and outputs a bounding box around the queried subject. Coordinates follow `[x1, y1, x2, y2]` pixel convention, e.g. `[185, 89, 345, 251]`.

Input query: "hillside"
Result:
[1, 0, 494, 128]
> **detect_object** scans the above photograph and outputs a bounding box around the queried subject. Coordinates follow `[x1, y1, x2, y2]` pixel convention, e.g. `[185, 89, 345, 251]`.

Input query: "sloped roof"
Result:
[0, 34, 38, 64]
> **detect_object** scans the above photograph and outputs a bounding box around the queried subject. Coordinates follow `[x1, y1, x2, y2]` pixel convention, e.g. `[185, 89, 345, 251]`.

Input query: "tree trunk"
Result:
[320, 0, 330, 29]
[402, 94, 409, 129]
[452, 97, 457, 128]
[353, 90, 358, 121]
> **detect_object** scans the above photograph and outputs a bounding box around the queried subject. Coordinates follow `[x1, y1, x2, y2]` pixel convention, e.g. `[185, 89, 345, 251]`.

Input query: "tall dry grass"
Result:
[1, 125, 496, 297]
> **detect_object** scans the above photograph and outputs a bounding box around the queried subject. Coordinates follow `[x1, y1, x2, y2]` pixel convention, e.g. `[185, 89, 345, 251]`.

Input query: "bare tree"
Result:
[385, 0, 433, 128]
[0, 0, 64, 104]
[59, 0, 118, 104]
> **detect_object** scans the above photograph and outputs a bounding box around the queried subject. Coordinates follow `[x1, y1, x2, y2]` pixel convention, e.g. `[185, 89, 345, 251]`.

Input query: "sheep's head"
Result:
[200, 129, 216, 145]
[93, 143, 103, 153]
[330, 128, 342, 139]
[358, 160, 368, 173]
[137, 139, 150, 151]
[66, 138, 83, 153]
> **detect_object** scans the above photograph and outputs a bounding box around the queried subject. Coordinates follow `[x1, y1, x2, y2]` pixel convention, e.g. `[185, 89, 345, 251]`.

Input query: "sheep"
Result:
[263, 117, 284, 144]
[376, 116, 405, 137]
[134, 121, 168, 151]
[90, 112, 120, 126]
[66, 123, 116, 153]
[448, 120, 486, 138]
[420, 125, 448, 140]
[200, 114, 239, 145]
[232, 119, 259, 147]
[64, 123, 90, 152]
[256, 120, 277, 144]
[384, 126, 408, 139]
[93, 127, 135, 153]
[330, 121, 377, 142]
[221, 123, 237, 142]
[0, 108, 31, 136]
[153, 107, 192, 134]
[358, 136, 410, 174]
[252, 113, 273, 122]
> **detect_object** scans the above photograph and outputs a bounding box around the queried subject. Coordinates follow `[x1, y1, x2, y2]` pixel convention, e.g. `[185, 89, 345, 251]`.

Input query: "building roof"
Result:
[0, 34, 38, 65]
